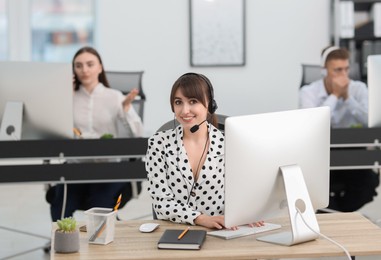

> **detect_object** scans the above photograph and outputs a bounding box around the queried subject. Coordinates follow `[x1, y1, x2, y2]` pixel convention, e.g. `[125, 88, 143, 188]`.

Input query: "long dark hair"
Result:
[170, 73, 218, 127]
[72, 46, 110, 91]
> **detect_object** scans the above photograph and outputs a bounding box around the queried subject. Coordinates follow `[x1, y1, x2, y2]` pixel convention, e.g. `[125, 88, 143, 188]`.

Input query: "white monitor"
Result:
[224, 107, 330, 245]
[0, 61, 73, 140]
[368, 55, 381, 128]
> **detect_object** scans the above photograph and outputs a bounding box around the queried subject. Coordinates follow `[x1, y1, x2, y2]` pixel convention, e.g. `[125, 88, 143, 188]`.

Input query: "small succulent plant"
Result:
[57, 217, 77, 233]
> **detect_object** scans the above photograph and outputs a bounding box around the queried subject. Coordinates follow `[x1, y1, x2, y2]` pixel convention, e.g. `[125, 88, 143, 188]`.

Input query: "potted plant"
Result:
[54, 217, 80, 253]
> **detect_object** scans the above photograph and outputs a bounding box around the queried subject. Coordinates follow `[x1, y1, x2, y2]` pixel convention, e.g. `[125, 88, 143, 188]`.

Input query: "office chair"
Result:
[152, 114, 228, 219]
[300, 64, 322, 88]
[300, 63, 362, 88]
[105, 71, 146, 121]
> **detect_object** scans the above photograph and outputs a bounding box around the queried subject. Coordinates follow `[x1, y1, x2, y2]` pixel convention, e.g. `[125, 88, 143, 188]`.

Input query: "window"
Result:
[0, 0, 7, 60]
[31, 0, 95, 62]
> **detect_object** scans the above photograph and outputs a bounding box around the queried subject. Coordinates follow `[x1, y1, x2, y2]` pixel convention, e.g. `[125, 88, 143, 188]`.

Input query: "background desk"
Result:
[1, 128, 381, 183]
[51, 213, 381, 259]
[331, 128, 381, 170]
[0, 138, 148, 183]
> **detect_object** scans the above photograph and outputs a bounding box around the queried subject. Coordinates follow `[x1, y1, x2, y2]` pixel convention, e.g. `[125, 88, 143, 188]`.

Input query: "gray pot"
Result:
[54, 230, 80, 253]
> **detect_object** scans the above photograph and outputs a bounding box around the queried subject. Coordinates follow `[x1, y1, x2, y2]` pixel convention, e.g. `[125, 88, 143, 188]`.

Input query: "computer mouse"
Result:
[139, 223, 160, 233]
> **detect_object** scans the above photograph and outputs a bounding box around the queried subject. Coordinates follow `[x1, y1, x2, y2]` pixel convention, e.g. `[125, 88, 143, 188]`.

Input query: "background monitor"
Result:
[368, 55, 381, 128]
[224, 107, 330, 238]
[0, 61, 73, 140]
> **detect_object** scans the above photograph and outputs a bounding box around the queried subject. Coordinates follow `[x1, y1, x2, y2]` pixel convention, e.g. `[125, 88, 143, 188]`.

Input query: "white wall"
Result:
[98, 0, 331, 136]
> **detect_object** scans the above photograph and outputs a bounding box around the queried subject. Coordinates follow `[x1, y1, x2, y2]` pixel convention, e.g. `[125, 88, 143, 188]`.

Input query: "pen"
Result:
[178, 226, 190, 240]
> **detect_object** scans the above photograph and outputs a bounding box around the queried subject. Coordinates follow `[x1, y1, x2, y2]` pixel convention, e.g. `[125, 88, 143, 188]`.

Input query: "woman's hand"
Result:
[248, 220, 265, 227]
[194, 214, 264, 230]
[227, 221, 265, 231]
[226, 221, 265, 231]
[194, 214, 225, 229]
[123, 88, 139, 111]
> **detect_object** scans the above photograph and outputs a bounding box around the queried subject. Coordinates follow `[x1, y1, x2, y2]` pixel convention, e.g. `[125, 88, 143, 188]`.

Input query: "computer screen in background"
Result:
[224, 107, 330, 245]
[0, 61, 73, 140]
[368, 55, 381, 128]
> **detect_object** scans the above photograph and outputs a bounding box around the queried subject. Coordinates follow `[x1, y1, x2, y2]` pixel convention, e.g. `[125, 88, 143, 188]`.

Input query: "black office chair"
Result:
[152, 114, 228, 219]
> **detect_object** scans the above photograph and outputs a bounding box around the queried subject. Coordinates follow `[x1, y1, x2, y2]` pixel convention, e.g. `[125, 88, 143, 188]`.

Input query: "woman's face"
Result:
[173, 88, 208, 130]
[73, 52, 103, 89]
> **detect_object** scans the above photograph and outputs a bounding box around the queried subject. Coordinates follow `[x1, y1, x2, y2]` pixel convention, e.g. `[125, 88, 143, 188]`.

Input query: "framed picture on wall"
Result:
[189, 0, 246, 67]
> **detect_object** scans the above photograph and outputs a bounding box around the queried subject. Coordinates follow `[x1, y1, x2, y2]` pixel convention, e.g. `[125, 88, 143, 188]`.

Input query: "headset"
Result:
[172, 72, 218, 115]
[171, 72, 215, 204]
[321, 46, 340, 76]
[173, 115, 210, 205]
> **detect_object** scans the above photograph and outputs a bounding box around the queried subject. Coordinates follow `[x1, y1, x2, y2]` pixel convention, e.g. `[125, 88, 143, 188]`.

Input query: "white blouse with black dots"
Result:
[145, 124, 225, 225]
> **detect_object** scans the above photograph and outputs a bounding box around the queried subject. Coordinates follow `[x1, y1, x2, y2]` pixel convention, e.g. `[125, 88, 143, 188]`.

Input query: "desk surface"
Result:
[51, 212, 381, 259]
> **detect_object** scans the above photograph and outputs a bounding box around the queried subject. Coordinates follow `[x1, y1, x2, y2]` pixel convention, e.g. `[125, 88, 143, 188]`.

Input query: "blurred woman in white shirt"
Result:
[49, 46, 143, 221]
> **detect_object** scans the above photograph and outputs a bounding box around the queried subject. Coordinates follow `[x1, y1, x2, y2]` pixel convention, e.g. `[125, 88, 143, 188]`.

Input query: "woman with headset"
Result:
[146, 73, 263, 229]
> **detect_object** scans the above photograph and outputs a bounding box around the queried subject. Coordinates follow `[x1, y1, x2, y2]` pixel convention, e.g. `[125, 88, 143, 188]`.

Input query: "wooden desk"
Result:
[51, 212, 381, 259]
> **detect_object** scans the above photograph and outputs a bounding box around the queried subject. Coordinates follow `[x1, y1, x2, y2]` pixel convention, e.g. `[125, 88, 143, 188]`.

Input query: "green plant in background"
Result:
[101, 133, 114, 139]
[350, 123, 363, 128]
[57, 217, 77, 233]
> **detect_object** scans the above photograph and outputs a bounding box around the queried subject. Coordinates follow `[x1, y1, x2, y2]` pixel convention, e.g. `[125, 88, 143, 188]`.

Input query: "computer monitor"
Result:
[368, 55, 381, 128]
[0, 61, 73, 140]
[224, 107, 330, 246]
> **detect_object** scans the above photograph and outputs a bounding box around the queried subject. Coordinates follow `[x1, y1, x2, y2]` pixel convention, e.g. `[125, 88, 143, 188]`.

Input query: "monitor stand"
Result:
[0, 101, 23, 141]
[256, 164, 320, 246]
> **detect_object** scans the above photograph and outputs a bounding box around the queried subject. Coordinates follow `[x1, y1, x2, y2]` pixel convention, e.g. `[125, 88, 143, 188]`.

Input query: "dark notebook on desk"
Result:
[157, 229, 206, 250]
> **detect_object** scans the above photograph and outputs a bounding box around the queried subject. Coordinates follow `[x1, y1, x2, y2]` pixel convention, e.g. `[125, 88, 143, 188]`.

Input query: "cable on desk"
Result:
[296, 208, 352, 260]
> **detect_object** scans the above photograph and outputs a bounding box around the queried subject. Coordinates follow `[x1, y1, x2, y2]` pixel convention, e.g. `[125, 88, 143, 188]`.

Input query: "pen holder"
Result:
[85, 207, 117, 245]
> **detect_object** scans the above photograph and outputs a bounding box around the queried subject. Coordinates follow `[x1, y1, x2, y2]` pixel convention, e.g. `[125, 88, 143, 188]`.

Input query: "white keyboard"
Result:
[207, 222, 281, 240]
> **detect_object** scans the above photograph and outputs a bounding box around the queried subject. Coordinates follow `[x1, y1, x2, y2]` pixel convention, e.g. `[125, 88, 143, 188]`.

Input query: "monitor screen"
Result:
[368, 55, 381, 128]
[224, 107, 330, 229]
[0, 61, 73, 140]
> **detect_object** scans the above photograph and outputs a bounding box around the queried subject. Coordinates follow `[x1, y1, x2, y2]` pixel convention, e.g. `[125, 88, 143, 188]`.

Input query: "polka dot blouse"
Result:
[145, 124, 225, 225]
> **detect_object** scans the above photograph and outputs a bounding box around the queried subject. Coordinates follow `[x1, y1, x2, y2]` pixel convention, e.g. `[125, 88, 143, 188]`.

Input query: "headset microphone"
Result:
[190, 120, 207, 133]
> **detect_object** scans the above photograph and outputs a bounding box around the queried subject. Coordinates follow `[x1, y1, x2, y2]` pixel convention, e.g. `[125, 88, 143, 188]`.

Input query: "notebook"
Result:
[207, 222, 281, 240]
[157, 229, 206, 250]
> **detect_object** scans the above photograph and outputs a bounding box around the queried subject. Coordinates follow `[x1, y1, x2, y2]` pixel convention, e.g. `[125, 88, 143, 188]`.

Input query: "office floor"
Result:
[0, 181, 380, 260]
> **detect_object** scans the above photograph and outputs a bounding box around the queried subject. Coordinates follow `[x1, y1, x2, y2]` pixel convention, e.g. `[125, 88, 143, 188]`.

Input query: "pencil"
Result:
[89, 221, 106, 241]
[114, 194, 122, 211]
[73, 128, 82, 137]
[177, 226, 190, 240]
